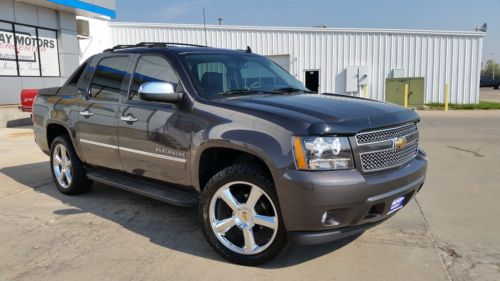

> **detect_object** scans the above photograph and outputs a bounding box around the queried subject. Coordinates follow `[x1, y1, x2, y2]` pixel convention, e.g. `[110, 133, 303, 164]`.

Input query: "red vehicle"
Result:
[19, 89, 38, 113]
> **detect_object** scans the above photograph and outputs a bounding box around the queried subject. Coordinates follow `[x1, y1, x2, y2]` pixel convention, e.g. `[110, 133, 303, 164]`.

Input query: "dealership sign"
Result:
[0, 21, 59, 77]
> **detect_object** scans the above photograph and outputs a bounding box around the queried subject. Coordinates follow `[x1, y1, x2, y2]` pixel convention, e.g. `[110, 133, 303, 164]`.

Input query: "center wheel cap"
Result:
[236, 208, 253, 226]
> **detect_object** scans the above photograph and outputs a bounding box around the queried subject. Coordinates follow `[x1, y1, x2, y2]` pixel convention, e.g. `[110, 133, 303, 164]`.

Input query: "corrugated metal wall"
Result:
[109, 23, 485, 104]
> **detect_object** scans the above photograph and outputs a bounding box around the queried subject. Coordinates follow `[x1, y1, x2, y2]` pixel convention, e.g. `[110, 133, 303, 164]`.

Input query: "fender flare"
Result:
[45, 120, 85, 161]
[190, 138, 284, 191]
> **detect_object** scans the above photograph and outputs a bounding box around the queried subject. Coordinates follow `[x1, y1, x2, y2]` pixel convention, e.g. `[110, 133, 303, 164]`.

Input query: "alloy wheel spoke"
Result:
[245, 186, 263, 209]
[214, 217, 236, 234]
[57, 169, 65, 181]
[60, 146, 67, 161]
[254, 214, 277, 230]
[242, 227, 256, 254]
[64, 169, 72, 185]
[220, 188, 240, 211]
[55, 154, 63, 165]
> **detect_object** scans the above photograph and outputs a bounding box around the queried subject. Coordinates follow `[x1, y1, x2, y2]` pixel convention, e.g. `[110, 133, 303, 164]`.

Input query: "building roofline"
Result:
[109, 22, 486, 37]
[48, 0, 116, 18]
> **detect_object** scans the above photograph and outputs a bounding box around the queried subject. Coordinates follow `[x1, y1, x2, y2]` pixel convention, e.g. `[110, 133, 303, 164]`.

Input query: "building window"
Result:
[0, 20, 59, 77]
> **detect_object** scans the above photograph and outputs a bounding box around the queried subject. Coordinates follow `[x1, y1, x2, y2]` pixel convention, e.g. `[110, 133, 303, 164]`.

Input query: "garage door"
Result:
[267, 55, 290, 72]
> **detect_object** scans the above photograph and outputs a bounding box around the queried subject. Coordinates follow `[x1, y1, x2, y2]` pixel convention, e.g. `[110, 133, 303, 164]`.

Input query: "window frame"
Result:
[126, 53, 183, 105]
[0, 19, 60, 77]
[87, 54, 131, 102]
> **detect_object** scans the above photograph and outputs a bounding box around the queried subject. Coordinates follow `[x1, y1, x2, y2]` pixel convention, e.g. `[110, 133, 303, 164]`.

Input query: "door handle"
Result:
[80, 110, 94, 117]
[120, 115, 138, 123]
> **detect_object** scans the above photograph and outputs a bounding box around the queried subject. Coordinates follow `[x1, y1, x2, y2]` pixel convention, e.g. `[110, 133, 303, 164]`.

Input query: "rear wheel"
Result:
[200, 164, 287, 265]
[50, 136, 92, 195]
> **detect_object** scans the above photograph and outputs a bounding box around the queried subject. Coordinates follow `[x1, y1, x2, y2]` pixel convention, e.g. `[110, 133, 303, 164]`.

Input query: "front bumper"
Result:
[272, 150, 427, 244]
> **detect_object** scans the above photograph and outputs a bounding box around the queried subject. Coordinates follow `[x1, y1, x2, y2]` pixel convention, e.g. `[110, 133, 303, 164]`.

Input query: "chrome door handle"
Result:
[120, 115, 138, 122]
[80, 110, 94, 117]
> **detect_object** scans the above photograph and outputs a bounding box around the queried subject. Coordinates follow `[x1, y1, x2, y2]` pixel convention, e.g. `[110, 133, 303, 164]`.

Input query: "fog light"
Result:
[321, 210, 340, 226]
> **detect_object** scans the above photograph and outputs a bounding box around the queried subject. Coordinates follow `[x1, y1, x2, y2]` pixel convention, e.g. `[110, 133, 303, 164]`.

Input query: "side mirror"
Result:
[138, 82, 183, 103]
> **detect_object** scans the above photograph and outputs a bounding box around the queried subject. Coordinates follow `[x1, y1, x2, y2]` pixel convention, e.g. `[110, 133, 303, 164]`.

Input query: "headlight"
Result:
[292, 136, 354, 170]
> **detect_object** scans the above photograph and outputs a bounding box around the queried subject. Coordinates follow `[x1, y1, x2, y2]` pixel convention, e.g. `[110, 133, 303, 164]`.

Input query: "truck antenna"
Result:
[203, 8, 208, 52]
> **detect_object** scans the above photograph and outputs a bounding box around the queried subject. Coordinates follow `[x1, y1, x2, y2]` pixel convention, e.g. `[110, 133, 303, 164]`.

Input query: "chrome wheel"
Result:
[52, 143, 73, 189]
[209, 181, 278, 255]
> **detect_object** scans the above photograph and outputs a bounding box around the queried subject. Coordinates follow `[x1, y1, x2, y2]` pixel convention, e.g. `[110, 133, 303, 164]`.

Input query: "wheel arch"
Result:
[193, 140, 279, 192]
[46, 121, 84, 161]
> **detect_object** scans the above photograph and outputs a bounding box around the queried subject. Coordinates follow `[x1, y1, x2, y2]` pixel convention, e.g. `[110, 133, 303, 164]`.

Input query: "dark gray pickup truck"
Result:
[33, 42, 427, 265]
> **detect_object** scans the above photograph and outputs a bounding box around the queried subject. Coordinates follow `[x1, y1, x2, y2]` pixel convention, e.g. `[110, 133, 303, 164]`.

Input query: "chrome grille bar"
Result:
[356, 123, 417, 144]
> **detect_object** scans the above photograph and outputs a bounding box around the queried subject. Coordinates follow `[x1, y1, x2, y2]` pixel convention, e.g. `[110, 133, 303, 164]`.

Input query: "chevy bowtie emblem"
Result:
[394, 137, 408, 150]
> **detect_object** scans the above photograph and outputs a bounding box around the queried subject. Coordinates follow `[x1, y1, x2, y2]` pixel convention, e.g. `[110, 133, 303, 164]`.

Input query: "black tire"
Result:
[494, 85, 499, 90]
[50, 135, 92, 195]
[200, 164, 287, 266]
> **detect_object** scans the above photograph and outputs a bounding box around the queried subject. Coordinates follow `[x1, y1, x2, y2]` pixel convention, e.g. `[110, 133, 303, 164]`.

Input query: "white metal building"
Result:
[108, 22, 485, 104]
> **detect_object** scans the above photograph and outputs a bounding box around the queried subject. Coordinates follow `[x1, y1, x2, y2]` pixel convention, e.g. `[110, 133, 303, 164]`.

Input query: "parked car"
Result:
[480, 77, 500, 89]
[32, 42, 427, 265]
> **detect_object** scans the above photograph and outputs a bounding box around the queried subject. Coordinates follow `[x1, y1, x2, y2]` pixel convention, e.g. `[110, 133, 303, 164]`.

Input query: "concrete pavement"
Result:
[0, 110, 499, 281]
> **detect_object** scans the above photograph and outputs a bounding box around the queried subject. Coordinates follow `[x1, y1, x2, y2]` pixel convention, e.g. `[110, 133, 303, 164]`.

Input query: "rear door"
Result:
[77, 55, 132, 170]
[117, 54, 191, 185]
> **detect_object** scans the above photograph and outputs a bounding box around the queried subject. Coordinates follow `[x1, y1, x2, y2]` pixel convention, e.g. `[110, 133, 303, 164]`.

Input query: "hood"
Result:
[213, 93, 419, 135]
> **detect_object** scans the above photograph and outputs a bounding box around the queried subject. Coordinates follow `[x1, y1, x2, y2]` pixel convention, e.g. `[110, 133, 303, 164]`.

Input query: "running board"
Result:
[87, 170, 198, 207]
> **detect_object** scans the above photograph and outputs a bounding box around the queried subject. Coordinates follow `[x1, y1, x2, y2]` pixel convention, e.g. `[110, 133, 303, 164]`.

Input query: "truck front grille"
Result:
[356, 123, 417, 144]
[356, 123, 419, 172]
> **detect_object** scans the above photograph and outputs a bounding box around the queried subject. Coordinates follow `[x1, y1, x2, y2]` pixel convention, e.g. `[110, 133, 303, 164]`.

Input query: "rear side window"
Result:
[89, 56, 130, 101]
[129, 55, 181, 101]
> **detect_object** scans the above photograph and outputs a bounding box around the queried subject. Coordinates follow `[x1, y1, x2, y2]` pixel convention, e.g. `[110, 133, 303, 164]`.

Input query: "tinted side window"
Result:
[129, 55, 181, 101]
[90, 56, 130, 101]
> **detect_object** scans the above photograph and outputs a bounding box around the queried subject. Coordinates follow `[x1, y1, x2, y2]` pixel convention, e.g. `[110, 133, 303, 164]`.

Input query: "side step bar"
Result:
[87, 170, 198, 207]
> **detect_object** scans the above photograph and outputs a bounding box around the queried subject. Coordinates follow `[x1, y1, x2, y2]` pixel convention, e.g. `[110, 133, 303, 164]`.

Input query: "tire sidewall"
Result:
[200, 165, 287, 266]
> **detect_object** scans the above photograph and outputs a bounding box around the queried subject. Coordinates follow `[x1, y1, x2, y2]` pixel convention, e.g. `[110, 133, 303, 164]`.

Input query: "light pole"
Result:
[492, 53, 495, 80]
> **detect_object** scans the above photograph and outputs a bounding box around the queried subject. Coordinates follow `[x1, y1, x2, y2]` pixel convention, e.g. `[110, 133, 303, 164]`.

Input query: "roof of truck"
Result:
[106, 42, 255, 56]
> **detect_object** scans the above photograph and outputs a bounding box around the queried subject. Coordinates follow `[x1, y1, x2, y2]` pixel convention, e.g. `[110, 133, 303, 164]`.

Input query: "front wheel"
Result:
[200, 164, 287, 266]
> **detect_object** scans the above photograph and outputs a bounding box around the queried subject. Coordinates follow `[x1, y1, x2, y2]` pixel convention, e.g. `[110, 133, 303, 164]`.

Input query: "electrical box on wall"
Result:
[345, 66, 369, 93]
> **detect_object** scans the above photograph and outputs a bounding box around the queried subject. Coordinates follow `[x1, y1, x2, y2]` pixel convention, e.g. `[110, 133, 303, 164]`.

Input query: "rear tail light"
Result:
[20, 89, 38, 113]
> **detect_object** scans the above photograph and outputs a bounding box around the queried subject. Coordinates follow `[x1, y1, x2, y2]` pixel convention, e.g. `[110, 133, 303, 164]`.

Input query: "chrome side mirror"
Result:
[138, 82, 183, 103]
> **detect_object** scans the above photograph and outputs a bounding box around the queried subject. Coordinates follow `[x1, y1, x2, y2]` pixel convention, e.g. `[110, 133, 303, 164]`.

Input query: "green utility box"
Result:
[385, 77, 425, 107]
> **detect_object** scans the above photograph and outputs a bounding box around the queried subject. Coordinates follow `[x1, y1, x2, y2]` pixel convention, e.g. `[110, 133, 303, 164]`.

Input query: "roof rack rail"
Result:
[104, 42, 209, 52]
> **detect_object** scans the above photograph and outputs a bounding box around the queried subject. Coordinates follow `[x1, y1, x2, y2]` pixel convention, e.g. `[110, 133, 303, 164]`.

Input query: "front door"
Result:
[77, 55, 132, 170]
[305, 70, 319, 92]
[118, 54, 191, 185]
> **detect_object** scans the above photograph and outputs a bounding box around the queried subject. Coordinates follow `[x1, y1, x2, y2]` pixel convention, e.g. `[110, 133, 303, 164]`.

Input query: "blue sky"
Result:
[115, 0, 500, 62]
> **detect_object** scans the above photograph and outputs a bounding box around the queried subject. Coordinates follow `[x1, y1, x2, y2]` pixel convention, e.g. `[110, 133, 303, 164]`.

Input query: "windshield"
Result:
[180, 53, 309, 99]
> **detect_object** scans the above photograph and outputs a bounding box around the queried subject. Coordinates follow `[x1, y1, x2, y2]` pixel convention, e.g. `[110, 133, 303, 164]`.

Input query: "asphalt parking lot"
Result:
[1, 110, 499, 281]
